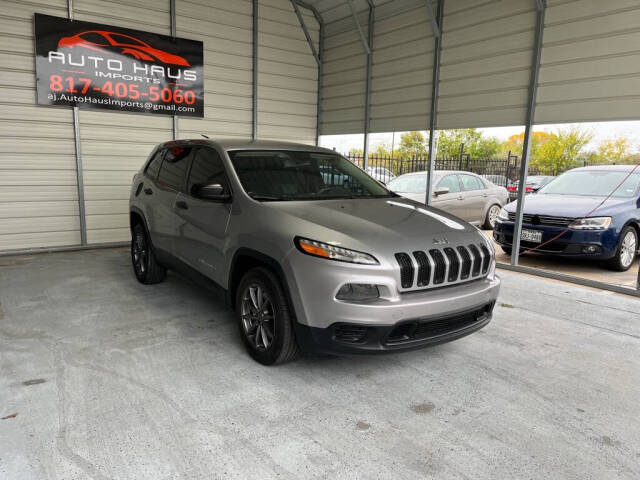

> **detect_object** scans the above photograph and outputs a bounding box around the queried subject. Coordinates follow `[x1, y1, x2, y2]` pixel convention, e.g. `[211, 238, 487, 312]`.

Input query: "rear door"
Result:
[151, 145, 193, 253]
[431, 174, 465, 218]
[173, 147, 232, 285]
[459, 174, 486, 223]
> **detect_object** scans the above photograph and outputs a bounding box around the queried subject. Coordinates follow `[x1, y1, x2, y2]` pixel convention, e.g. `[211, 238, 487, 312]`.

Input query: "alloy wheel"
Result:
[488, 205, 501, 228]
[620, 230, 637, 268]
[240, 283, 275, 351]
[132, 232, 148, 276]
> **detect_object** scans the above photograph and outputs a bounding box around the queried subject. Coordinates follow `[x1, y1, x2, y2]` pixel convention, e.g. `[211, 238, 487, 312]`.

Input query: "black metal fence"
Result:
[346, 151, 609, 188]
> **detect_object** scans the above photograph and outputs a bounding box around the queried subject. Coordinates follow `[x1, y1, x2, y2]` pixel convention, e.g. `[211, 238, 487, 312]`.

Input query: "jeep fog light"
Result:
[336, 283, 379, 301]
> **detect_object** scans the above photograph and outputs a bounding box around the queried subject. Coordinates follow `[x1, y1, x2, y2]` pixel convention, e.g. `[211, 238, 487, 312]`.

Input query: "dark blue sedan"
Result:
[493, 165, 640, 271]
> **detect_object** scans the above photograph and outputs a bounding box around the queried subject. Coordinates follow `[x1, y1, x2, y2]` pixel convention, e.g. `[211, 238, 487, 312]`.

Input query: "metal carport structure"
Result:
[0, 0, 639, 292]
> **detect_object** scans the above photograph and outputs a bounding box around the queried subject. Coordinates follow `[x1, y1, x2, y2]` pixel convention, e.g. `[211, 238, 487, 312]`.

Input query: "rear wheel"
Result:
[606, 226, 637, 271]
[236, 267, 300, 365]
[501, 246, 512, 255]
[131, 223, 166, 284]
[483, 204, 501, 230]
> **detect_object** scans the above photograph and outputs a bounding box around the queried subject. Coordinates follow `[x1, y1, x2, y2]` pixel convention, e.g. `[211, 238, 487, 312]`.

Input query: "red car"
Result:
[58, 30, 190, 66]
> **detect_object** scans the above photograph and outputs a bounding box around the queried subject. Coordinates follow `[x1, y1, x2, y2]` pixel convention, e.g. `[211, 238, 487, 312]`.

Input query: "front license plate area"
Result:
[521, 228, 543, 243]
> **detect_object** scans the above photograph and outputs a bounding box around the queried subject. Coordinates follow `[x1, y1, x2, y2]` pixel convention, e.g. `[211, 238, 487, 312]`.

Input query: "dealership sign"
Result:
[34, 14, 204, 117]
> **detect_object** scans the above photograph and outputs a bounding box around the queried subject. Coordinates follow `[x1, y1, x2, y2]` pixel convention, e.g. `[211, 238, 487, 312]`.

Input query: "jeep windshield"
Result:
[227, 150, 396, 201]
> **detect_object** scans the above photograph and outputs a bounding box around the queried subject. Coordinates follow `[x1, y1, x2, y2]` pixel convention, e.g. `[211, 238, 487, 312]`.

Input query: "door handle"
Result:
[175, 200, 189, 210]
[143, 188, 153, 195]
[457, 196, 464, 200]
[482, 193, 488, 197]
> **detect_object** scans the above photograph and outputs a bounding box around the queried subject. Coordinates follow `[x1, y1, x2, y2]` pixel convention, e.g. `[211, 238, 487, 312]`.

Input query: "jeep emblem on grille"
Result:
[433, 237, 449, 245]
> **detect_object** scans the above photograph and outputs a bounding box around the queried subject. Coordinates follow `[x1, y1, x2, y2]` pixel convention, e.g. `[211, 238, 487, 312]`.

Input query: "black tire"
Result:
[235, 267, 300, 365]
[501, 246, 512, 255]
[483, 204, 501, 230]
[131, 223, 167, 284]
[606, 226, 638, 272]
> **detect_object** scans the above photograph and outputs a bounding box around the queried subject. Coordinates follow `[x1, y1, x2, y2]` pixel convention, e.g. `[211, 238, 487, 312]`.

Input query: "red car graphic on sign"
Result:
[58, 30, 190, 66]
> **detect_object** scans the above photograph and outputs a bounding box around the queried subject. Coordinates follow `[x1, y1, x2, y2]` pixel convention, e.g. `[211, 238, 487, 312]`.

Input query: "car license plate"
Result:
[521, 228, 542, 243]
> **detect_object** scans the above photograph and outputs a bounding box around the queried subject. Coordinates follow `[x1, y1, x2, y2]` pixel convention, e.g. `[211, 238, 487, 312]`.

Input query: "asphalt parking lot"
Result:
[1, 248, 639, 479]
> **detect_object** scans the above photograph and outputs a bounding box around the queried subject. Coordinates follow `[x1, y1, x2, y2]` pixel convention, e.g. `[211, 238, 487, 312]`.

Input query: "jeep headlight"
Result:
[569, 217, 611, 230]
[295, 237, 379, 265]
[497, 207, 509, 221]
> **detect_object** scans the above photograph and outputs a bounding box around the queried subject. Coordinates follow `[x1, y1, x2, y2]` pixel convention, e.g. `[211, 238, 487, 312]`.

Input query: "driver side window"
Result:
[187, 148, 229, 196]
[437, 175, 461, 193]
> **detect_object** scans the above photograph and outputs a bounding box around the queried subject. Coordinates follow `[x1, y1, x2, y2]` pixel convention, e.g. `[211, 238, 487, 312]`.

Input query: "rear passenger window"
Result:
[157, 146, 193, 191]
[460, 175, 485, 191]
[187, 148, 229, 194]
[145, 150, 164, 179]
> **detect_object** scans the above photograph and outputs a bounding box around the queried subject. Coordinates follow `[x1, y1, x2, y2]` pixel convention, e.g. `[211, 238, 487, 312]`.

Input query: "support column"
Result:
[170, 0, 178, 139]
[511, 0, 546, 265]
[252, 0, 259, 140]
[425, 0, 443, 206]
[68, 0, 87, 246]
[362, 1, 374, 169]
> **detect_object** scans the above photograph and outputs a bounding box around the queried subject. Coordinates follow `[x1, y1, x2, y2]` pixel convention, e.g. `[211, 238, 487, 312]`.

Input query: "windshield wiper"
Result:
[248, 193, 291, 201]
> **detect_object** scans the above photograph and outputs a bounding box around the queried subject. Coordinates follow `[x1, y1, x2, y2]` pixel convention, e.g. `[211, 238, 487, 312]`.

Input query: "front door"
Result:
[173, 147, 232, 286]
[431, 174, 465, 219]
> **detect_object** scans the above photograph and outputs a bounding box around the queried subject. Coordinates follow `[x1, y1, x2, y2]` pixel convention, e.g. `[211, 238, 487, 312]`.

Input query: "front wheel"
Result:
[606, 226, 637, 271]
[483, 204, 501, 230]
[236, 267, 300, 365]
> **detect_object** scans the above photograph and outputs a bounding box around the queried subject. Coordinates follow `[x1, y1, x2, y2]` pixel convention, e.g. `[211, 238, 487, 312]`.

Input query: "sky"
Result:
[319, 121, 640, 155]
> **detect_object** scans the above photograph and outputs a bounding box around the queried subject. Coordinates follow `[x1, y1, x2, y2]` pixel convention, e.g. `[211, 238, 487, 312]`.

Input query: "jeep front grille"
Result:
[394, 243, 493, 291]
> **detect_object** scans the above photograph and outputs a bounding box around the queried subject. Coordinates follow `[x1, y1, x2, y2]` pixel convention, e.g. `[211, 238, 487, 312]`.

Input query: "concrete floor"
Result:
[482, 230, 639, 289]
[1, 248, 639, 480]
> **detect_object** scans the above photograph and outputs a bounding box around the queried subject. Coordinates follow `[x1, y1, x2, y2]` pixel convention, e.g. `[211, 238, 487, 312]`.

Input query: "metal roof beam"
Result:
[291, 0, 320, 65]
[425, 0, 440, 38]
[346, 0, 371, 55]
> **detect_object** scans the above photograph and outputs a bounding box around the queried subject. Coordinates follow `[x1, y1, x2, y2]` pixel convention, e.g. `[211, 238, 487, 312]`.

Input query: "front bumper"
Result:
[295, 301, 494, 355]
[493, 220, 618, 259]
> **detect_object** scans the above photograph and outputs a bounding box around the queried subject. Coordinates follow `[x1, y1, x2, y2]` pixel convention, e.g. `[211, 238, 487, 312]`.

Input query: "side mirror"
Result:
[434, 187, 450, 196]
[192, 183, 231, 202]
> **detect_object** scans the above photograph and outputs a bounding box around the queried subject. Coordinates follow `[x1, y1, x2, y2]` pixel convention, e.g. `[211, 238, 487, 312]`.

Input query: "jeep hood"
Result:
[267, 197, 484, 252]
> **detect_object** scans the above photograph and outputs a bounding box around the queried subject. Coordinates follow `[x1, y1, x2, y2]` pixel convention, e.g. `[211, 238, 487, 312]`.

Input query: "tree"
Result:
[532, 127, 594, 171]
[396, 131, 429, 158]
[499, 131, 554, 158]
[348, 147, 363, 156]
[436, 128, 501, 159]
[590, 136, 634, 164]
[372, 142, 393, 157]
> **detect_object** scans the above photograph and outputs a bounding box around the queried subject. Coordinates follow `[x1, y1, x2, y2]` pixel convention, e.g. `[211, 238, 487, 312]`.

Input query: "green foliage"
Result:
[397, 131, 429, 158]
[590, 136, 634, 165]
[436, 129, 501, 159]
[532, 127, 594, 171]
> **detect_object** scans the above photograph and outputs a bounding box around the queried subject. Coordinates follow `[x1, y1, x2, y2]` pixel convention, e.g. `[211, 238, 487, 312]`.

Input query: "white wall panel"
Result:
[438, 0, 535, 129]
[257, 0, 319, 144]
[536, 0, 640, 124]
[0, 0, 80, 251]
[177, 0, 253, 140]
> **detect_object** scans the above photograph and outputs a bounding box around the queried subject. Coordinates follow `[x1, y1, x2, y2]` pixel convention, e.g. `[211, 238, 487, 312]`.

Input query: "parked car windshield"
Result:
[538, 170, 640, 198]
[387, 174, 427, 194]
[227, 150, 394, 201]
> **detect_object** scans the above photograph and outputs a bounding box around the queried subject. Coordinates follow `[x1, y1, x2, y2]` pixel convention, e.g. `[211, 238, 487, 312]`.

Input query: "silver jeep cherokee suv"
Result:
[129, 139, 500, 365]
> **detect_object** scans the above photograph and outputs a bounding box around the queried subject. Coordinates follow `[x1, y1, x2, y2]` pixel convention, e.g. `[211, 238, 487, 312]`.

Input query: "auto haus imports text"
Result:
[46, 51, 199, 106]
